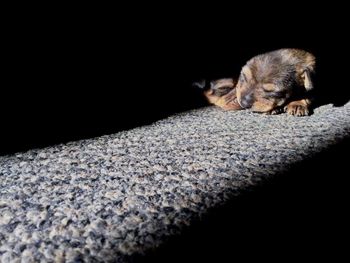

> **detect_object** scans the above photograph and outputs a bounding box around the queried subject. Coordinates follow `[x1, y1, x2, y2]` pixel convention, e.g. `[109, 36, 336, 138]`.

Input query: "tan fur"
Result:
[262, 83, 277, 92]
[202, 49, 316, 116]
[236, 48, 316, 116]
[284, 99, 311, 116]
[204, 78, 242, 110]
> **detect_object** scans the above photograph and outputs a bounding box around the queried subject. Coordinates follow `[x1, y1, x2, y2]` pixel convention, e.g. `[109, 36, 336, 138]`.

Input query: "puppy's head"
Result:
[194, 78, 242, 110]
[236, 65, 292, 112]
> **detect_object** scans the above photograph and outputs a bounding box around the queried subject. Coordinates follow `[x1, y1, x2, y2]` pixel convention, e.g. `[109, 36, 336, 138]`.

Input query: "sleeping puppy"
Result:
[194, 48, 315, 116]
[236, 48, 316, 116]
[193, 78, 242, 110]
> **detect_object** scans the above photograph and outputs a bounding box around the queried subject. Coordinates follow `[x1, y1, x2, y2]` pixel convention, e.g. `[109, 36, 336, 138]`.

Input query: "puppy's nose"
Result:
[239, 92, 254, 108]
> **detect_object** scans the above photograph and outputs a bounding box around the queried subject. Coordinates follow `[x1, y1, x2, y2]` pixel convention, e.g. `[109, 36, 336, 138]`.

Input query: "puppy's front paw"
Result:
[284, 102, 310, 116]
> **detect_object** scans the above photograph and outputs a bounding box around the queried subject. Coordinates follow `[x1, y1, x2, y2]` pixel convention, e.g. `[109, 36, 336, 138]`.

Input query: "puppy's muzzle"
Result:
[238, 92, 254, 108]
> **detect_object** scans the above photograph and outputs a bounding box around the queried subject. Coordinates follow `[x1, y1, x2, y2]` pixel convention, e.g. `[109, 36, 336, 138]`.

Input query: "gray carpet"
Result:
[1, 103, 350, 262]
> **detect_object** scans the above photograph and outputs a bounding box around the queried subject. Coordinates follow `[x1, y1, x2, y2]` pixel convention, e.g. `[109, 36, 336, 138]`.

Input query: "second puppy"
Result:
[202, 78, 242, 110]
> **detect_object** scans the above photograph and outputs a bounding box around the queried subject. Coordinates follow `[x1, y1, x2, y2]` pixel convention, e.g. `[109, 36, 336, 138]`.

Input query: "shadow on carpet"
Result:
[136, 137, 350, 262]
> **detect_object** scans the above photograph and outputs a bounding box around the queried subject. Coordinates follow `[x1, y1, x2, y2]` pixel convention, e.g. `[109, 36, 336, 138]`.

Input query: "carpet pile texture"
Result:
[1, 103, 350, 262]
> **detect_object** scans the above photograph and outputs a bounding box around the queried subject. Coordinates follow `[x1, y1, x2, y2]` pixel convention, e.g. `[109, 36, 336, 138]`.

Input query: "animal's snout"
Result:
[239, 91, 254, 108]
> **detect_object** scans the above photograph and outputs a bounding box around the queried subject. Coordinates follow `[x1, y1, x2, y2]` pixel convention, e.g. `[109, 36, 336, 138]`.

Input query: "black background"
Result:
[2, 6, 349, 155]
[2, 22, 348, 155]
[1, 4, 348, 156]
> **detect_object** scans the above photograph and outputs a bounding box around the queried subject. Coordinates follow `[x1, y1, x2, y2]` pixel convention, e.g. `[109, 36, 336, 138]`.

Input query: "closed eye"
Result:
[213, 86, 234, 96]
[262, 84, 276, 92]
[264, 90, 286, 99]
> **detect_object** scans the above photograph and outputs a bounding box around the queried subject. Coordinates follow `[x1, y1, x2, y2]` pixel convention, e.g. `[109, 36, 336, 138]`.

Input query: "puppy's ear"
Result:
[192, 79, 207, 90]
[303, 69, 314, 91]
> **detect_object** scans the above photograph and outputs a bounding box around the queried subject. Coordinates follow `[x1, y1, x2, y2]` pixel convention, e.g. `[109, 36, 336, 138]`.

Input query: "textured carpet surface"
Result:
[1, 103, 350, 262]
